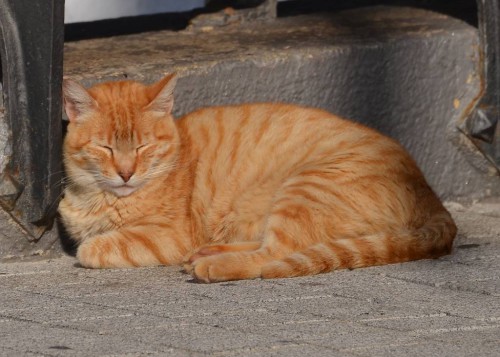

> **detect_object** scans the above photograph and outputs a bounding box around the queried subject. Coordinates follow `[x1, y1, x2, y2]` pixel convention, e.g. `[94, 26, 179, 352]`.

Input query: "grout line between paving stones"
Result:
[1, 345, 58, 357]
[356, 312, 448, 322]
[337, 340, 423, 355]
[408, 323, 500, 336]
[381, 272, 500, 297]
[207, 342, 340, 357]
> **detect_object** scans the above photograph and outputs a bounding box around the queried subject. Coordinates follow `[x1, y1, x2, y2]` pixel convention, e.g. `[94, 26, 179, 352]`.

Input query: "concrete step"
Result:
[64, 6, 499, 201]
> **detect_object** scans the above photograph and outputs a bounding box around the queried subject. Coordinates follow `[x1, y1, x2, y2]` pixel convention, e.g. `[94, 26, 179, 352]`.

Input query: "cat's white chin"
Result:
[111, 185, 138, 197]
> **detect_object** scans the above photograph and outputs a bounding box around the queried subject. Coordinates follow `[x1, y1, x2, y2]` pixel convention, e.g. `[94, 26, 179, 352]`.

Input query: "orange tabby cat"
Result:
[59, 74, 457, 283]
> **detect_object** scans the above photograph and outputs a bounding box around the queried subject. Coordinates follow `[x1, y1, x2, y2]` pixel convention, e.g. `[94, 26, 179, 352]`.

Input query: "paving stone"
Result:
[112, 323, 285, 354]
[348, 325, 500, 357]
[0, 319, 185, 356]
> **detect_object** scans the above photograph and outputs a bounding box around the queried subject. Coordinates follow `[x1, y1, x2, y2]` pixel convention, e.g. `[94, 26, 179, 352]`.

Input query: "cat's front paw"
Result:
[76, 240, 102, 268]
[76, 236, 134, 269]
[182, 245, 236, 279]
[184, 243, 266, 282]
[188, 255, 227, 283]
[187, 252, 263, 283]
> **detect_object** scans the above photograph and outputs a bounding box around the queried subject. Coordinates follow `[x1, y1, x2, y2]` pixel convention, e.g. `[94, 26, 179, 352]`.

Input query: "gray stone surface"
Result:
[0, 201, 499, 356]
[0, 208, 60, 261]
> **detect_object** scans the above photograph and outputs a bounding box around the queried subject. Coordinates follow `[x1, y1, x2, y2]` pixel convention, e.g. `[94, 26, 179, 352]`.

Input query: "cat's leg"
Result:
[185, 203, 325, 283]
[186, 247, 280, 283]
[187, 211, 314, 282]
[187, 182, 332, 282]
[184, 241, 261, 265]
[77, 225, 189, 268]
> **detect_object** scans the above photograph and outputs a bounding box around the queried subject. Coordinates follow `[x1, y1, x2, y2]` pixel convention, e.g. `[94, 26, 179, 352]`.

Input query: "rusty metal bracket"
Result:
[460, 0, 500, 173]
[0, 0, 64, 239]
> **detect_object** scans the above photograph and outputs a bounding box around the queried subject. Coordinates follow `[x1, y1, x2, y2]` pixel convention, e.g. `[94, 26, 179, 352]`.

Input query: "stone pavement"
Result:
[0, 201, 499, 357]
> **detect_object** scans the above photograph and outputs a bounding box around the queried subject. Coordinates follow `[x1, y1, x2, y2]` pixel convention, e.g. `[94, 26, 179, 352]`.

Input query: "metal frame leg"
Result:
[461, 0, 500, 172]
[0, 0, 64, 239]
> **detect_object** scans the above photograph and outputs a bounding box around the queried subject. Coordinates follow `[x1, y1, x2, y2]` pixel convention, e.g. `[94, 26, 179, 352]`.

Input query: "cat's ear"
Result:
[62, 78, 97, 123]
[145, 73, 177, 116]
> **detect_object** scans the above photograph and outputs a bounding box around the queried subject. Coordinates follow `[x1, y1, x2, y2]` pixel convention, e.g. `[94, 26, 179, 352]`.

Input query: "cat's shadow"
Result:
[57, 217, 78, 257]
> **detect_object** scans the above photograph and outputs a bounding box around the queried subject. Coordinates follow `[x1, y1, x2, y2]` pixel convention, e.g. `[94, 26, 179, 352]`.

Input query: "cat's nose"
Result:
[118, 171, 134, 183]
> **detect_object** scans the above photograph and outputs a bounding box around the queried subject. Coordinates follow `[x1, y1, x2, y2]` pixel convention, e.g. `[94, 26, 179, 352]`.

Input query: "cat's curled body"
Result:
[59, 74, 456, 282]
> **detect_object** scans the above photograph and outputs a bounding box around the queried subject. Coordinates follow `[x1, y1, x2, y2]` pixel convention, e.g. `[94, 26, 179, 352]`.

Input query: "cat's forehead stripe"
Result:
[93, 83, 142, 143]
[87, 81, 158, 146]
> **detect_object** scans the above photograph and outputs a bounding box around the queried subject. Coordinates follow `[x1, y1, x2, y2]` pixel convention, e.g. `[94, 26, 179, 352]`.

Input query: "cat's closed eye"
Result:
[136, 144, 149, 154]
[99, 145, 113, 154]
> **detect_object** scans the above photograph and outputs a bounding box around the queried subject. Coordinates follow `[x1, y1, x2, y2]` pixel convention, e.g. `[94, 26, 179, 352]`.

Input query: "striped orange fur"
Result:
[59, 74, 456, 283]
